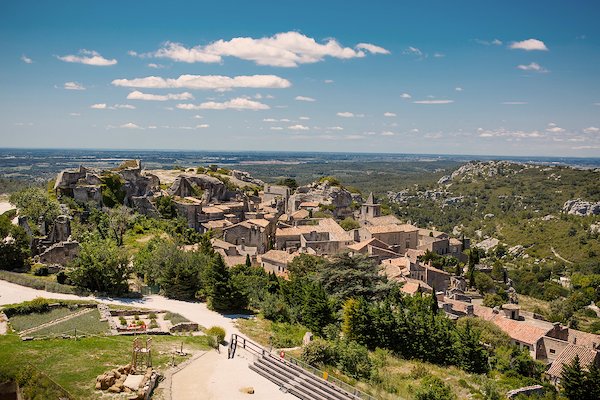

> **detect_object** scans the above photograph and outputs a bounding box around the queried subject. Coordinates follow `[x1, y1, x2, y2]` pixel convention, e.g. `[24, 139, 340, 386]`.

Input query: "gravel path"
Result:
[0, 279, 294, 400]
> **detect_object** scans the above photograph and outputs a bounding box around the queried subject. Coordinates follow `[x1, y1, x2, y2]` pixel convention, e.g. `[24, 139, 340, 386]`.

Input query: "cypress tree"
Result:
[245, 254, 251, 268]
[585, 362, 600, 400]
[431, 287, 439, 315]
[561, 355, 586, 400]
[301, 281, 332, 336]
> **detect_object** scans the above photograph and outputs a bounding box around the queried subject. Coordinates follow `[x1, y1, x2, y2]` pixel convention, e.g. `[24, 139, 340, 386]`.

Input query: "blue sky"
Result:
[1, 0, 599, 157]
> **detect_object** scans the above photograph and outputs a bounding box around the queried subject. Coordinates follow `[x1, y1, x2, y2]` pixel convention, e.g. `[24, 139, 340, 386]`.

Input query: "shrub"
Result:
[206, 326, 226, 343]
[301, 339, 336, 366]
[56, 270, 67, 284]
[335, 340, 373, 380]
[414, 376, 457, 400]
[119, 316, 127, 326]
[32, 264, 49, 276]
[149, 320, 159, 329]
[148, 312, 157, 319]
[3, 297, 51, 317]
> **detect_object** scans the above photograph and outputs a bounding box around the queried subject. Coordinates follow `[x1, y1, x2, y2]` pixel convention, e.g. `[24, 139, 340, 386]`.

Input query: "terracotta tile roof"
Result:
[367, 224, 408, 234]
[398, 277, 432, 294]
[202, 206, 225, 214]
[568, 330, 600, 348]
[489, 315, 550, 345]
[418, 228, 447, 238]
[259, 250, 298, 265]
[299, 201, 320, 208]
[366, 215, 401, 226]
[449, 238, 463, 246]
[291, 209, 310, 219]
[347, 238, 390, 252]
[202, 220, 232, 230]
[405, 249, 426, 263]
[547, 344, 599, 379]
[245, 218, 271, 228]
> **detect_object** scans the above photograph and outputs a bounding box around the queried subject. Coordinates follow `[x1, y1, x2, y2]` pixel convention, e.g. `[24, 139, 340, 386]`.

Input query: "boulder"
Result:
[108, 385, 122, 393]
[563, 199, 600, 216]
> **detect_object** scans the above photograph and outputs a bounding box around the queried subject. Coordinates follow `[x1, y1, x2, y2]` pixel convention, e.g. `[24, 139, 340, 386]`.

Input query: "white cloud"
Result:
[64, 81, 85, 90]
[114, 104, 136, 109]
[127, 90, 194, 101]
[477, 127, 544, 138]
[270, 126, 283, 130]
[355, 43, 391, 55]
[57, 49, 117, 66]
[324, 79, 334, 84]
[295, 96, 316, 102]
[509, 39, 548, 51]
[120, 122, 143, 129]
[345, 135, 364, 140]
[288, 124, 309, 130]
[21, 55, 33, 64]
[384, 112, 396, 117]
[147, 63, 165, 69]
[196, 124, 209, 129]
[327, 126, 344, 131]
[263, 118, 277, 122]
[337, 111, 364, 118]
[455, 87, 463, 92]
[433, 52, 445, 58]
[193, 115, 203, 119]
[400, 93, 412, 99]
[381, 131, 395, 136]
[143, 32, 388, 67]
[413, 100, 454, 104]
[90, 103, 107, 109]
[177, 97, 269, 110]
[403, 46, 423, 56]
[299, 116, 310, 120]
[502, 101, 528, 105]
[583, 126, 599, 134]
[112, 74, 291, 90]
[279, 118, 291, 122]
[475, 39, 503, 46]
[517, 62, 548, 73]
[69, 112, 80, 116]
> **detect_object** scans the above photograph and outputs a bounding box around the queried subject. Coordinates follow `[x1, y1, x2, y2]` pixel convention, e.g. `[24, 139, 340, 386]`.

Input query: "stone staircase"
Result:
[250, 353, 362, 400]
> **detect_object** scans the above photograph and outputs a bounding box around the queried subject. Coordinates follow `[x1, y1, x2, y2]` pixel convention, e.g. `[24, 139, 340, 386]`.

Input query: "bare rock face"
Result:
[563, 199, 600, 216]
[168, 174, 229, 201]
[289, 181, 354, 218]
[232, 170, 264, 187]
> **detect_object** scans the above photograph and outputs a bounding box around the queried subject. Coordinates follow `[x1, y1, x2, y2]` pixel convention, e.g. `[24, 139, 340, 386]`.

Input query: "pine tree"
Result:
[456, 319, 489, 373]
[585, 362, 600, 400]
[301, 281, 333, 336]
[204, 255, 247, 311]
[561, 355, 586, 400]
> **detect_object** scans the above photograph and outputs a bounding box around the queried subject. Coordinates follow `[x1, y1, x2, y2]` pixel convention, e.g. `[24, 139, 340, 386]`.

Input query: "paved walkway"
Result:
[0, 279, 295, 400]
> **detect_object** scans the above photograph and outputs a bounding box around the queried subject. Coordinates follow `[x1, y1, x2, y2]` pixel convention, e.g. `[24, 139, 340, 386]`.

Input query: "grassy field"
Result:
[236, 316, 308, 348]
[9, 307, 74, 332]
[30, 309, 110, 338]
[0, 332, 212, 399]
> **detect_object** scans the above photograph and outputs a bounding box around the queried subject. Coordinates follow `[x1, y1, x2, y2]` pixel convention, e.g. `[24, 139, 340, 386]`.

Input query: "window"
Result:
[550, 349, 555, 354]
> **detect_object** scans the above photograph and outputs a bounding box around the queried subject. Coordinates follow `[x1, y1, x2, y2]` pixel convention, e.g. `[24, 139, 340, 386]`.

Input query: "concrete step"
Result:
[259, 355, 356, 400]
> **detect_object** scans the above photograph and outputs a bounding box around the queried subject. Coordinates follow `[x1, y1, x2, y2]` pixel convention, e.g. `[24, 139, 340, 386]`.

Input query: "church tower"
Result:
[360, 192, 381, 220]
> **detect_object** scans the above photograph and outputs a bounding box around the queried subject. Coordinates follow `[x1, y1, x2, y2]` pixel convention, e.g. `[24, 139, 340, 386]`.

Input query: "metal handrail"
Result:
[229, 334, 377, 400]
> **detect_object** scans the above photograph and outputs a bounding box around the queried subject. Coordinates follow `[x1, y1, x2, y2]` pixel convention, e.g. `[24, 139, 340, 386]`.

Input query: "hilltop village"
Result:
[1, 158, 599, 399]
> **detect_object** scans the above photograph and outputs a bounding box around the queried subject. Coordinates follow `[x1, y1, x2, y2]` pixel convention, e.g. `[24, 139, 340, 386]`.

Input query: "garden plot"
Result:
[110, 310, 199, 334]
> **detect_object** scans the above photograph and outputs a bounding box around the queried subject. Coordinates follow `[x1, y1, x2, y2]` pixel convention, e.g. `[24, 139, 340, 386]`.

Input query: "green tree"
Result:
[68, 238, 131, 295]
[341, 297, 372, 345]
[339, 217, 360, 231]
[9, 187, 61, 227]
[0, 214, 30, 271]
[561, 355, 586, 400]
[204, 255, 248, 311]
[475, 273, 495, 295]
[107, 205, 133, 246]
[585, 362, 600, 400]
[301, 281, 333, 336]
[287, 254, 326, 278]
[415, 376, 457, 400]
[456, 319, 489, 373]
[276, 178, 298, 190]
[156, 195, 177, 219]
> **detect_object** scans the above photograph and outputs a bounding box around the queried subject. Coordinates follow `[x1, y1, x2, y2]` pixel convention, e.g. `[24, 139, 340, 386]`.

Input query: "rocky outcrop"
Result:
[232, 170, 264, 187]
[563, 199, 600, 216]
[437, 161, 523, 184]
[289, 181, 354, 218]
[38, 240, 79, 265]
[168, 174, 228, 201]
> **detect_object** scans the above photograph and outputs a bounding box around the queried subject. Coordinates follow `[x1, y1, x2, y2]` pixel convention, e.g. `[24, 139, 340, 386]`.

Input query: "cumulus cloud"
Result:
[112, 74, 291, 90]
[288, 124, 309, 130]
[64, 81, 85, 90]
[141, 32, 389, 67]
[295, 96, 316, 102]
[509, 39, 548, 51]
[517, 62, 548, 73]
[114, 104, 136, 109]
[270, 127, 283, 130]
[384, 112, 396, 117]
[263, 118, 277, 122]
[327, 126, 344, 131]
[546, 123, 565, 133]
[583, 126, 599, 134]
[127, 90, 194, 101]
[176, 97, 269, 110]
[299, 116, 310, 120]
[355, 43, 391, 54]
[381, 131, 395, 136]
[196, 124, 209, 129]
[21, 55, 33, 64]
[336, 112, 363, 118]
[433, 52, 445, 58]
[413, 100, 454, 104]
[324, 79, 334, 84]
[120, 122, 143, 129]
[90, 103, 107, 109]
[400, 93, 412, 99]
[91, 103, 135, 110]
[455, 87, 463, 92]
[147, 63, 165, 69]
[57, 49, 117, 66]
